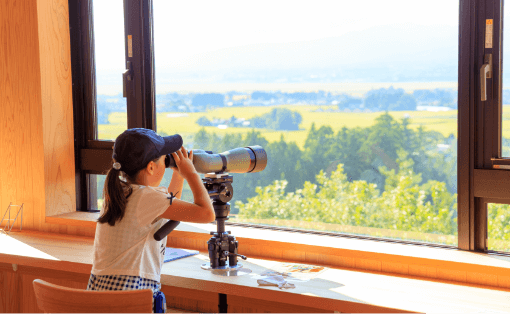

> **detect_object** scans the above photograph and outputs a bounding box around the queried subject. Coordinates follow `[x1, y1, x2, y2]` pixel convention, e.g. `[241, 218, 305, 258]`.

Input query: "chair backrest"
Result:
[33, 279, 153, 313]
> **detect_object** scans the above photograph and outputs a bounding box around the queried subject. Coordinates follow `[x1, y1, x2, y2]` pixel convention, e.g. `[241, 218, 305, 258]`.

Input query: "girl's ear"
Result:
[145, 161, 154, 175]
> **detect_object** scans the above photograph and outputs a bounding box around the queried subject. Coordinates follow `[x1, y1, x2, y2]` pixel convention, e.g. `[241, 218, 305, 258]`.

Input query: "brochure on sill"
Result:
[164, 248, 199, 263]
[253, 263, 328, 282]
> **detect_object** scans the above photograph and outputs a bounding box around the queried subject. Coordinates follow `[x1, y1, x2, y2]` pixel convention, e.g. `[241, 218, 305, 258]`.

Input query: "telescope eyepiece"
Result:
[164, 149, 200, 168]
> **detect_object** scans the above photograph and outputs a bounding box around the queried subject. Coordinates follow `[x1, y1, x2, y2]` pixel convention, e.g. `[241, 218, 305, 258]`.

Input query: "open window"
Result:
[69, 0, 508, 253]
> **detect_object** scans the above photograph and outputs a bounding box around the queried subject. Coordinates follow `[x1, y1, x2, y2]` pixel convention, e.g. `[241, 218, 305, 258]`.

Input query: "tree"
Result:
[265, 135, 304, 193]
[192, 128, 223, 151]
[413, 88, 456, 108]
[329, 126, 369, 182]
[194, 112, 457, 214]
[219, 133, 244, 152]
[489, 204, 510, 243]
[364, 86, 417, 111]
[302, 124, 335, 184]
[236, 155, 457, 237]
[389, 93, 416, 111]
[337, 96, 362, 110]
[250, 108, 302, 130]
[358, 112, 403, 175]
[193, 128, 210, 150]
[196, 116, 212, 126]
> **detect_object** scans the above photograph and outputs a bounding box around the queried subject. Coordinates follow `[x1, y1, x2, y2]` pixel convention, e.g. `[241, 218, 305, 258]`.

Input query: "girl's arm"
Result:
[167, 170, 184, 199]
[160, 147, 214, 223]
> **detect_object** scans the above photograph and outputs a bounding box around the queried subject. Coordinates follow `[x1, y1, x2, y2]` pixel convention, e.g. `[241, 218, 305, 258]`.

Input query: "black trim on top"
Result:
[474, 0, 486, 252]
[473, 0, 503, 252]
[142, 0, 156, 130]
[69, 0, 97, 211]
[124, 0, 155, 130]
[458, 0, 475, 251]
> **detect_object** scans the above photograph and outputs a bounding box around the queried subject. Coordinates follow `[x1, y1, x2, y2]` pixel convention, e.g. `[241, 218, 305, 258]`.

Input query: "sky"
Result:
[92, 0, 460, 72]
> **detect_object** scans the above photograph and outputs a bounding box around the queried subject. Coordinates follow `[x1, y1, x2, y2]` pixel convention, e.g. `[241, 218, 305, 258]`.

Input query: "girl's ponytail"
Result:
[97, 166, 133, 226]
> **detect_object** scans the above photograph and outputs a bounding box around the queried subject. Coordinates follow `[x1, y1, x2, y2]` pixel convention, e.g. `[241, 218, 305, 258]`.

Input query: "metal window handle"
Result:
[123, 61, 133, 98]
[480, 54, 492, 101]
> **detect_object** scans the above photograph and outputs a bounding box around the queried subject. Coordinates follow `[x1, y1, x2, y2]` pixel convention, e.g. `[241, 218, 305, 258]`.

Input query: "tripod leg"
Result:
[218, 293, 228, 313]
[208, 238, 220, 268]
[228, 235, 238, 267]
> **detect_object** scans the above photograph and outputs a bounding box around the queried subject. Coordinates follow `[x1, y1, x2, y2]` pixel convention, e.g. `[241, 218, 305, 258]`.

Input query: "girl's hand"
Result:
[171, 146, 198, 180]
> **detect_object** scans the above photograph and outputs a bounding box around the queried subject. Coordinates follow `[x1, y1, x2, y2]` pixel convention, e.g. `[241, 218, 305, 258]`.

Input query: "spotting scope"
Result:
[154, 145, 267, 242]
[164, 145, 267, 174]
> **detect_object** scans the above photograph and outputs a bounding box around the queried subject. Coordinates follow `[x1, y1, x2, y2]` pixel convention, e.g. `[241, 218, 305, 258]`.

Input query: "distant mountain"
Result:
[174, 24, 456, 69]
[97, 24, 462, 87]
[153, 24, 458, 82]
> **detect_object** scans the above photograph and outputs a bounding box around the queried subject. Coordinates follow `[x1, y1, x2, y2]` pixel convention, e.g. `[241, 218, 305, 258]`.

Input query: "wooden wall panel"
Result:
[161, 285, 218, 313]
[227, 294, 332, 313]
[36, 0, 76, 221]
[0, 263, 89, 313]
[0, 264, 20, 313]
[0, 0, 82, 236]
[0, 0, 45, 233]
[76, 224, 96, 238]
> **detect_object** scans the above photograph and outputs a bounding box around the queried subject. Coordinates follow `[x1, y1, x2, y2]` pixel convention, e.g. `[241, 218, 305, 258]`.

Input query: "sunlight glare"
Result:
[0, 234, 60, 261]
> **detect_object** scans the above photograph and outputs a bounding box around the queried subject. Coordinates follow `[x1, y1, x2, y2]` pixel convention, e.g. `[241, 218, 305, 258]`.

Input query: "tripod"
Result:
[200, 173, 248, 270]
[154, 172, 251, 314]
[154, 172, 250, 272]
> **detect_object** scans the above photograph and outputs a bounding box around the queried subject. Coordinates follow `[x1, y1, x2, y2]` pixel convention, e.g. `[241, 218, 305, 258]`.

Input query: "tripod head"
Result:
[203, 173, 233, 218]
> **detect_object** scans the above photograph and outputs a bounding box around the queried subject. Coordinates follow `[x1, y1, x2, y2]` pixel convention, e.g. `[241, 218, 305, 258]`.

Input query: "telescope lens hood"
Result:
[246, 146, 267, 173]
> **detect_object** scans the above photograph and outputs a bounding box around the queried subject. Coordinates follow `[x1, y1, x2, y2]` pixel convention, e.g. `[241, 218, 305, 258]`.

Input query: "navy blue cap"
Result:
[112, 128, 183, 175]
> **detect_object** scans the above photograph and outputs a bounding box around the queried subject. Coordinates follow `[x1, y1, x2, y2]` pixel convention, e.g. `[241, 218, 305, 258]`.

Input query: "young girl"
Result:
[86, 128, 215, 313]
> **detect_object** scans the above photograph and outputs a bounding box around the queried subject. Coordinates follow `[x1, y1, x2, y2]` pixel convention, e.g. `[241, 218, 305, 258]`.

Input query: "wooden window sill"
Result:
[46, 212, 510, 291]
[2, 229, 510, 313]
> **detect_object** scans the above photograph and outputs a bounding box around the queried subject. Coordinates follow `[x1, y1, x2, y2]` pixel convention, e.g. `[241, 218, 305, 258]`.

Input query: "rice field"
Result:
[98, 104, 510, 148]
[99, 105, 455, 147]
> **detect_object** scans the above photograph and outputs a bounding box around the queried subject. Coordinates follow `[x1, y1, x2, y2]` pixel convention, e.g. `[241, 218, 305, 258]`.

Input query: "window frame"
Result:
[69, 0, 156, 211]
[69, 0, 510, 253]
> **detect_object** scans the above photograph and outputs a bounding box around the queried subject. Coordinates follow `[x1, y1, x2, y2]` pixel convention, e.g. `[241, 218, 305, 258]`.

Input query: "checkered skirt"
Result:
[86, 273, 162, 312]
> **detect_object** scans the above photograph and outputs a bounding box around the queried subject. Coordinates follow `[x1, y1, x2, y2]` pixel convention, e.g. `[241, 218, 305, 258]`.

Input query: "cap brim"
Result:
[160, 134, 183, 155]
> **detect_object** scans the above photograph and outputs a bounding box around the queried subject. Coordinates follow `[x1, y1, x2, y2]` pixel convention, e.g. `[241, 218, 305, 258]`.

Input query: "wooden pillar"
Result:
[36, 0, 76, 233]
[0, 0, 77, 235]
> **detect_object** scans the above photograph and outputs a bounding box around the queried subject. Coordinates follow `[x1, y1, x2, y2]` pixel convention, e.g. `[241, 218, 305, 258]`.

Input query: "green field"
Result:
[98, 104, 510, 148]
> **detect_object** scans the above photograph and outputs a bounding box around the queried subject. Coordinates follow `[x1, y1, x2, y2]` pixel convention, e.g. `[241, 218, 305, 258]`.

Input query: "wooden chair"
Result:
[32, 279, 154, 313]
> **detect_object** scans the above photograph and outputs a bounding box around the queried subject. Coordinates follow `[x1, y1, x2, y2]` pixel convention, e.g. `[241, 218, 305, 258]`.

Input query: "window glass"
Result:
[488, 203, 510, 252]
[92, 0, 127, 140]
[96, 174, 105, 211]
[488, 6, 510, 253]
[150, 0, 459, 245]
[503, 6, 510, 156]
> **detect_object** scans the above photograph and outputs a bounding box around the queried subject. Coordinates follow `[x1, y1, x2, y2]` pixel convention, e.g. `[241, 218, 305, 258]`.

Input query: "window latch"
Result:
[123, 61, 133, 98]
[480, 54, 492, 101]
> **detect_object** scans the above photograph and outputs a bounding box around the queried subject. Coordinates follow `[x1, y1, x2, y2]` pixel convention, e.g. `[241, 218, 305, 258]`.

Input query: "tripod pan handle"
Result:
[154, 220, 180, 241]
